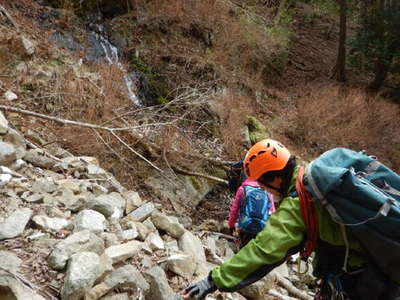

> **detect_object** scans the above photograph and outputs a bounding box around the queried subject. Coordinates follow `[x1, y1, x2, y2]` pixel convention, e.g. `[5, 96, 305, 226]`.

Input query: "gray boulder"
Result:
[143, 266, 174, 300]
[31, 177, 57, 193]
[104, 241, 143, 264]
[151, 212, 185, 239]
[49, 230, 105, 270]
[100, 293, 129, 300]
[123, 190, 142, 214]
[0, 111, 9, 134]
[179, 230, 206, 262]
[0, 141, 17, 166]
[0, 250, 22, 273]
[24, 149, 56, 169]
[32, 215, 70, 232]
[126, 202, 155, 222]
[164, 253, 197, 278]
[61, 252, 101, 300]
[145, 232, 164, 251]
[73, 209, 106, 233]
[0, 270, 46, 300]
[85, 265, 149, 300]
[0, 208, 32, 240]
[88, 194, 124, 218]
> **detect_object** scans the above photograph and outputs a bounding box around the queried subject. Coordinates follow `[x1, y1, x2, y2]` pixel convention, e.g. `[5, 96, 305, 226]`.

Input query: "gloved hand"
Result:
[182, 274, 217, 299]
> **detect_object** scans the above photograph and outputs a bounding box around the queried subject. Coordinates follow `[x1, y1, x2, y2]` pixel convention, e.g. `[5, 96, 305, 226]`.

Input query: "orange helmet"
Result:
[243, 139, 291, 180]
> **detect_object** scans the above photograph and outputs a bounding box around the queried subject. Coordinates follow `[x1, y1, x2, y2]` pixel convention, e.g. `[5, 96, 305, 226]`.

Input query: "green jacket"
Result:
[212, 165, 367, 291]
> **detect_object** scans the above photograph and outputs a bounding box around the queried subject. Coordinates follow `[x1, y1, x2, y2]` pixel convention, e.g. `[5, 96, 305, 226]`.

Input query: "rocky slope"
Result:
[0, 110, 317, 300]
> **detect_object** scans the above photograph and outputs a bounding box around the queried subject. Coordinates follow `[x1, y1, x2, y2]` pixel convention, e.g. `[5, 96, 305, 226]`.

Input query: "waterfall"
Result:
[90, 25, 141, 106]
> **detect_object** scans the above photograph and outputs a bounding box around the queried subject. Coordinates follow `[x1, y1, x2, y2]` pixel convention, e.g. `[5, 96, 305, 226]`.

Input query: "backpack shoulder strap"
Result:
[296, 166, 318, 260]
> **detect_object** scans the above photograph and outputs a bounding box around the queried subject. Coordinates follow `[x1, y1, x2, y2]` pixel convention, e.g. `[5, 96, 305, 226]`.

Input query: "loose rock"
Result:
[0, 208, 32, 240]
[49, 230, 105, 270]
[61, 252, 101, 300]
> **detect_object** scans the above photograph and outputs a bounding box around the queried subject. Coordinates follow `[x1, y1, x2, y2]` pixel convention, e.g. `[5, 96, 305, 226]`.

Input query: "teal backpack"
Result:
[238, 185, 271, 235]
[302, 148, 400, 282]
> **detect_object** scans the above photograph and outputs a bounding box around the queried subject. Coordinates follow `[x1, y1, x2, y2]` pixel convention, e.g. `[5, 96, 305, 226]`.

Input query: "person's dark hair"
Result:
[257, 156, 297, 196]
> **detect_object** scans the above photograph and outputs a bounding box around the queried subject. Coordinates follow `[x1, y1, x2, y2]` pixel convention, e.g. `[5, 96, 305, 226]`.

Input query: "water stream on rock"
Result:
[90, 24, 142, 106]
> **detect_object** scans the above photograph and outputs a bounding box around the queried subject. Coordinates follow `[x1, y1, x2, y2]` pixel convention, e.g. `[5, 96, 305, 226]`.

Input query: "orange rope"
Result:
[296, 166, 318, 260]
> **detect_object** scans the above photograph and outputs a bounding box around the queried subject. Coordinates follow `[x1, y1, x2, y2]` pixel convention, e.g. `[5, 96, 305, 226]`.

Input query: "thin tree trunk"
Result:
[331, 0, 347, 82]
[129, 0, 137, 11]
[367, 0, 392, 92]
[368, 58, 391, 91]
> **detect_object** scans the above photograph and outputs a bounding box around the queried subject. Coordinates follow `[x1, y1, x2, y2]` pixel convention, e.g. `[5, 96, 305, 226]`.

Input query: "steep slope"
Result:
[0, 110, 317, 299]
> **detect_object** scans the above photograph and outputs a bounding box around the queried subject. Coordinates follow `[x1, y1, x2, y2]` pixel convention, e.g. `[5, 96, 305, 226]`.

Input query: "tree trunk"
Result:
[128, 0, 137, 11]
[331, 0, 347, 82]
[368, 58, 391, 91]
[367, 0, 392, 92]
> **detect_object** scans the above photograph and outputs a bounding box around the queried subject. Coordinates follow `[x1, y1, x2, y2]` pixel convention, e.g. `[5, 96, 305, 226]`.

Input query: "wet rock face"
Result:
[49, 32, 82, 52]
[85, 30, 121, 64]
[34, 0, 158, 107]
[124, 71, 155, 106]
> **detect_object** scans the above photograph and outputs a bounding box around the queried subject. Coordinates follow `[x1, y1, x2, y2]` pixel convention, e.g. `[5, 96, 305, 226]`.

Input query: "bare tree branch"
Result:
[25, 139, 63, 163]
[92, 129, 129, 163]
[172, 165, 228, 184]
[163, 147, 179, 179]
[274, 273, 313, 300]
[0, 105, 177, 132]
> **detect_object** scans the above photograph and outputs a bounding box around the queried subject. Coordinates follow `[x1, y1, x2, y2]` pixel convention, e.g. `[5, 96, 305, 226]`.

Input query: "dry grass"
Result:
[209, 91, 255, 159]
[293, 84, 400, 171]
[118, 0, 287, 93]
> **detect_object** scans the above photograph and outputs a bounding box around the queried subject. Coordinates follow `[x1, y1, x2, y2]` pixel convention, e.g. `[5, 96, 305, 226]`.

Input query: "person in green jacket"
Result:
[181, 139, 400, 300]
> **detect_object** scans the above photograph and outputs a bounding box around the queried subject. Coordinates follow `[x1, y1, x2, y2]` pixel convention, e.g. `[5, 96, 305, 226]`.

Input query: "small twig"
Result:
[163, 147, 178, 179]
[268, 289, 299, 300]
[92, 129, 129, 163]
[0, 4, 19, 29]
[199, 230, 238, 242]
[39, 288, 58, 300]
[109, 131, 163, 173]
[0, 267, 39, 291]
[76, 74, 104, 94]
[41, 140, 58, 147]
[172, 165, 228, 184]
[25, 139, 63, 163]
[119, 115, 159, 158]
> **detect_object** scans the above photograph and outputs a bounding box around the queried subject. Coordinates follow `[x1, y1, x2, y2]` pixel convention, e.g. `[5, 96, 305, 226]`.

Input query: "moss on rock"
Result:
[189, 176, 202, 191]
[247, 116, 267, 145]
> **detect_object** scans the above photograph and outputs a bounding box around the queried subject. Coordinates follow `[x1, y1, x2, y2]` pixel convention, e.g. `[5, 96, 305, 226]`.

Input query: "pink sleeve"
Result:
[269, 193, 276, 213]
[228, 185, 244, 228]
